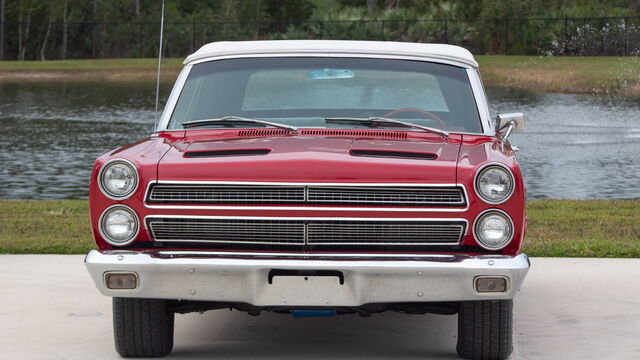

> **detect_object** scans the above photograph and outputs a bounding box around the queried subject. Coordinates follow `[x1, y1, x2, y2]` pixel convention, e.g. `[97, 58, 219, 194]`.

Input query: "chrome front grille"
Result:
[306, 187, 464, 205]
[148, 218, 305, 245]
[148, 185, 305, 204]
[147, 217, 466, 246]
[147, 183, 466, 207]
[306, 222, 464, 245]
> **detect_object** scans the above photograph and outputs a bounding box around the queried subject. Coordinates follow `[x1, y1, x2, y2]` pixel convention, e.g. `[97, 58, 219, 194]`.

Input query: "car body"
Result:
[85, 40, 529, 359]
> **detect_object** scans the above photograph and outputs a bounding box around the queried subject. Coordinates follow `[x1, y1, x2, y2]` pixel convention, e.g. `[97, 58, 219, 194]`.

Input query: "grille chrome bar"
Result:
[147, 183, 465, 207]
[147, 217, 466, 246]
[148, 185, 305, 204]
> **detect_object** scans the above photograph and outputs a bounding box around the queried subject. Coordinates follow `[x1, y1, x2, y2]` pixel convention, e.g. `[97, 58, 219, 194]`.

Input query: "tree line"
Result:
[1, 0, 640, 60]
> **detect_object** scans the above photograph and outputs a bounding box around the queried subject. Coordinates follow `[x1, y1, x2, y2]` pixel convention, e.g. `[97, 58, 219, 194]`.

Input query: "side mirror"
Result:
[495, 113, 525, 140]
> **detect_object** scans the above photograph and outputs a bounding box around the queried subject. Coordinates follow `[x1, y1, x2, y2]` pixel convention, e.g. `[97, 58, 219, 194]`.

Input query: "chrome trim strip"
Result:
[473, 162, 516, 205]
[134, 250, 460, 259]
[156, 64, 192, 132]
[143, 181, 470, 212]
[467, 67, 494, 136]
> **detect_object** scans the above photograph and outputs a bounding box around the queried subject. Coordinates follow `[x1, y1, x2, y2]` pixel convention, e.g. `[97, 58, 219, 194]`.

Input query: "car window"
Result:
[241, 70, 449, 112]
[169, 57, 482, 133]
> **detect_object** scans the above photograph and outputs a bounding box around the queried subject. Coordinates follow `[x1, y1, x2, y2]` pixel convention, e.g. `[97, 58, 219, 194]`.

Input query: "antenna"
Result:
[153, 0, 165, 132]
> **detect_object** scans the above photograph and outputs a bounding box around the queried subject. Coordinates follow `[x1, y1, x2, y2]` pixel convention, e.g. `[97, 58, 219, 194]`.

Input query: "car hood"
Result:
[157, 134, 462, 184]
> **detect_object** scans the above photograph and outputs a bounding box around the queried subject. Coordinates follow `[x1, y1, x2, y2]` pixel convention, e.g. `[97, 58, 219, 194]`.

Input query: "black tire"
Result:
[456, 300, 513, 360]
[113, 298, 175, 358]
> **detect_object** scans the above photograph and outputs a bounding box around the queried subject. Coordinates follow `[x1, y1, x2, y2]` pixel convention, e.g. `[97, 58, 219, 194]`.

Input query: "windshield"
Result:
[168, 57, 482, 133]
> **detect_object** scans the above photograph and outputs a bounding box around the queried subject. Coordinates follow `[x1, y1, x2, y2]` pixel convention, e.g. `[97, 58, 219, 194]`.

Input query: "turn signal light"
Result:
[475, 276, 507, 293]
[105, 272, 138, 289]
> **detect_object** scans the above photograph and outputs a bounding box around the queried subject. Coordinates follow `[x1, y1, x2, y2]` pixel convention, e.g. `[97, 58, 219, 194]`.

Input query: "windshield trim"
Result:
[156, 56, 493, 136]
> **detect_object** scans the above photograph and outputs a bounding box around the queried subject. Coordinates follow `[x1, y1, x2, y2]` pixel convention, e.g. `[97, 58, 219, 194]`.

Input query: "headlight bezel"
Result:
[98, 205, 140, 246]
[474, 163, 515, 204]
[98, 158, 139, 200]
[472, 209, 514, 251]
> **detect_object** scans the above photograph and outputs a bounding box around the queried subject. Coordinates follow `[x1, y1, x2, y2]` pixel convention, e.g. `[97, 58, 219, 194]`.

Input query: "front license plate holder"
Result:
[259, 269, 351, 306]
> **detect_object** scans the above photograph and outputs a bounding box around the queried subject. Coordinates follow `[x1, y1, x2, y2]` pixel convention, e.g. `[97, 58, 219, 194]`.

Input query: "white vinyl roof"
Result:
[184, 40, 478, 68]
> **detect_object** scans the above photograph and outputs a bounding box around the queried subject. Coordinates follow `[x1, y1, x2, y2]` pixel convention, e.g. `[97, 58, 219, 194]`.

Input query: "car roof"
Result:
[184, 40, 478, 68]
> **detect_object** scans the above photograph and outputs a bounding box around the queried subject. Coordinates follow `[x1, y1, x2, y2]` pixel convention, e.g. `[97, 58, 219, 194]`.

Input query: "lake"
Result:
[0, 81, 638, 200]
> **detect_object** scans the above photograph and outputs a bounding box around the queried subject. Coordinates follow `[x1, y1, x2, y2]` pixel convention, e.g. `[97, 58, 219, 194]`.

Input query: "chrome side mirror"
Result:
[495, 113, 525, 141]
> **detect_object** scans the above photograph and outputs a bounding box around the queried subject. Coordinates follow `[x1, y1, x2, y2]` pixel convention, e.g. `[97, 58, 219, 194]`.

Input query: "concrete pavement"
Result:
[0, 256, 639, 359]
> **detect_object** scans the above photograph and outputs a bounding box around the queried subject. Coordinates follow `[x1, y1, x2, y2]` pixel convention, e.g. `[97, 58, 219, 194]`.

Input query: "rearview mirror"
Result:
[495, 113, 525, 140]
[306, 68, 355, 80]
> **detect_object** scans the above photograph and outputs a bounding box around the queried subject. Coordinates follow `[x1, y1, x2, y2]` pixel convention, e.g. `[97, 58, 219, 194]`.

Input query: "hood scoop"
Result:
[185, 149, 271, 158]
[237, 128, 407, 140]
[350, 149, 437, 160]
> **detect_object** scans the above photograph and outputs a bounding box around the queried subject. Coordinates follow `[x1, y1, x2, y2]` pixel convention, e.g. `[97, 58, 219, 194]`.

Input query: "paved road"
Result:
[1, 256, 639, 359]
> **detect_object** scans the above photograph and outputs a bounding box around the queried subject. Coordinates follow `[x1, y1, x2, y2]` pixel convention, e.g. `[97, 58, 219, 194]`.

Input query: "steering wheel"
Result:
[383, 107, 447, 129]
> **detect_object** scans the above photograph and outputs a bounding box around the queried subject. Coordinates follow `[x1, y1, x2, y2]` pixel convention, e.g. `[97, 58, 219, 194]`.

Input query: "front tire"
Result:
[456, 300, 513, 360]
[113, 298, 175, 358]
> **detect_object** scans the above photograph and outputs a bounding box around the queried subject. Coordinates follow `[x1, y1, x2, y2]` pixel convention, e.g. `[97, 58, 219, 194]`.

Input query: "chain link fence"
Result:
[2, 16, 640, 60]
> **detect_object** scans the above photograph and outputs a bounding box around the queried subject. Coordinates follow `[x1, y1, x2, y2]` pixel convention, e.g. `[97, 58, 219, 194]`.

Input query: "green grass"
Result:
[1, 199, 638, 256]
[0, 200, 92, 254]
[524, 200, 640, 257]
[0, 58, 184, 71]
[476, 55, 640, 95]
[2, 56, 640, 95]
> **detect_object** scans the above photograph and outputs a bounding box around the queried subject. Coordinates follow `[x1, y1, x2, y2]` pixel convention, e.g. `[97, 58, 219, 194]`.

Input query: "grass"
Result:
[1, 56, 640, 95]
[1, 199, 638, 257]
[525, 200, 640, 257]
[0, 200, 92, 254]
[0, 58, 183, 82]
[476, 55, 640, 96]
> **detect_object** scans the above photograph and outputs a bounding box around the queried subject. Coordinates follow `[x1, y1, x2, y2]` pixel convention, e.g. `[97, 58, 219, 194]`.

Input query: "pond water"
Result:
[0, 82, 638, 200]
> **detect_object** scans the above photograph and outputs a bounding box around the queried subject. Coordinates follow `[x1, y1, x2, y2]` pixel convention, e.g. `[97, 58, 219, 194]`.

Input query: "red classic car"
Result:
[85, 40, 529, 359]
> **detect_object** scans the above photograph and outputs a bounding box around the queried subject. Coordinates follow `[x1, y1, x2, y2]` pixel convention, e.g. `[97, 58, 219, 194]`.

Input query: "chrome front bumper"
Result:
[85, 250, 529, 306]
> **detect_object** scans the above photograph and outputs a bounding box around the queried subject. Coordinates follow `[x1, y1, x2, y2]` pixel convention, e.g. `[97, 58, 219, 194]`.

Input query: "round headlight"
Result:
[99, 205, 139, 246]
[99, 159, 138, 199]
[475, 165, 514, 204]
[473, 210, 513, 250]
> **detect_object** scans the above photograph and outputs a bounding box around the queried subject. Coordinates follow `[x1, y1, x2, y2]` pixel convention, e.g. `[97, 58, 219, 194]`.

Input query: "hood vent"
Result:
[185, 149, 271, 158]
[302, 129, 407, 139]
[238, 129, 290, 137]
[350, 149, 437, 160]
[237, 128, 407, 140]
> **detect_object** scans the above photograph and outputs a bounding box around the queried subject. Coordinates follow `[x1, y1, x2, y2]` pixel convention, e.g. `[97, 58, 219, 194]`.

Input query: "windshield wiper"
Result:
[182, 116, 298, 133]
[325, 117, 449, 138]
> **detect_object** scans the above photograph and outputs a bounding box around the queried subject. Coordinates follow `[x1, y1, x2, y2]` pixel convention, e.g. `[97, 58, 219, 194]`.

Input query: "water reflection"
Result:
[0, 82, 638, 199]
[0, 81, 168, 199]
[487, 87, 640, 199]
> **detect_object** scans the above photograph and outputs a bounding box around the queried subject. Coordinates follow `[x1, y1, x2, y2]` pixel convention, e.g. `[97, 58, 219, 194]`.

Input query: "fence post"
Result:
[503, 18, 508, 55]
[624, 18, 628, 55]
[191, 20, 196, 53]
[138, 23, 143, 57]
[444, 19, 448, 44]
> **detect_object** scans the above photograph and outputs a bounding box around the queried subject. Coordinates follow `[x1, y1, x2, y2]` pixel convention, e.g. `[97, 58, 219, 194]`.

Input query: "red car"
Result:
[85, 40, 529, 359]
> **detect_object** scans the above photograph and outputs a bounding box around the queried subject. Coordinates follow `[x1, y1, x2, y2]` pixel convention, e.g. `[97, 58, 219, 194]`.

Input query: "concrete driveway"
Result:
[0, 256, 639, 359]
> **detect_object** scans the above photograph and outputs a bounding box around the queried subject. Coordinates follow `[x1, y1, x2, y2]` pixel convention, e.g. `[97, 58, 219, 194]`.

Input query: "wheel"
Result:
[456, 300, 513, 360]
[113, 298, 175, 358]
